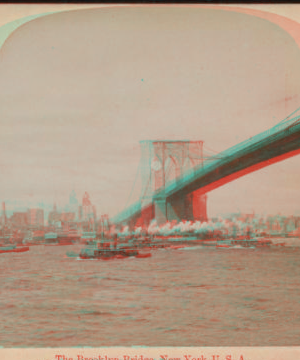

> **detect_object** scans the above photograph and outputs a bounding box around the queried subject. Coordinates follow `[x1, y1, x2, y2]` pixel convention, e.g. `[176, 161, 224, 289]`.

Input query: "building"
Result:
[78, 192, 97, 231]
[60, 212, 76, 222]
[27, 208, 44, 227]
[48, 203, 61, 225]
[79, 192, 96, 222]
[48, 202, 76, 228]
[65, 190, 79, 217]
[10, 212, 28, 227]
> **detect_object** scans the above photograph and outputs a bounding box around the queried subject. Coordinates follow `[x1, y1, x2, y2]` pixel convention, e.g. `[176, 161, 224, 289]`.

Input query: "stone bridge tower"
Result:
[139, 140, 207, 226]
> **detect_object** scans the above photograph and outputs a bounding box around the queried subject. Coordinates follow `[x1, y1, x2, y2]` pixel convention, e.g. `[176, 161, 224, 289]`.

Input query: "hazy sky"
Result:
[1, 5, 300, 218]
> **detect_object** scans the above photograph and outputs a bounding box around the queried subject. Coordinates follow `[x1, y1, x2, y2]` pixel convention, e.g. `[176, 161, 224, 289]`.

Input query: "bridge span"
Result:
[112, 109, 300, 228]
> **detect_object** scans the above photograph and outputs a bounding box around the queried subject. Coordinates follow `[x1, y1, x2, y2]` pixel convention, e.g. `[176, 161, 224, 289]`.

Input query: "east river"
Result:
[1, 241, 300, 347]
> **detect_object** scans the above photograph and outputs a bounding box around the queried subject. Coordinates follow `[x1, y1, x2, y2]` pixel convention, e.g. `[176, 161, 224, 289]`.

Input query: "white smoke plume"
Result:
[117, 213, 295, 238]
[119, 225, 130, 236]
[145, 216, 258, 238]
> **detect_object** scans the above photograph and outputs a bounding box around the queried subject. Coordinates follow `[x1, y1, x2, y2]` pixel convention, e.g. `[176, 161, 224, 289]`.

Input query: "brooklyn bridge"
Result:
[112, 108, 300, 229]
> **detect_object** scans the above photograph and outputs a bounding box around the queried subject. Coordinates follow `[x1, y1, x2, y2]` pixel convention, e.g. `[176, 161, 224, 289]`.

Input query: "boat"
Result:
[168, 244, 187, 250]
[65, 251, 79, 258]
[214, 237, 273, 249]
[79, 246, 138, 260]
[135, 252, 152, 258]
[273, 242, 286, 247]
[256, 238, 272, 247]
[32, 230, 45, 242]
[44, 231, 74, 246]
[230, 238, 262, 248]
[44, 232, 58, 244]
[23, 231, 44, 245]
[56, 228, 76, 245]
[67, 229, 81, 243]
[202, 240, 218, 247]
[0, 246, 29, 254]
[78, 240, 151, 260]
[216, 239, 232, 248]
[0, 245, 16, 251]
[58, 239, 74, 246]
[45, 241, 73, 246]
[147, 243, 167, 249]
[216, 244, 230, 248]
[232, 245, 243, 249]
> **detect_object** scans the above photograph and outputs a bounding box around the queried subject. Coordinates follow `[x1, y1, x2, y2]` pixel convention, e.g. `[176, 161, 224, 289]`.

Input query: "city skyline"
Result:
[0, 190, 94, 216]
[1, 6, 300, 219]
[3, 189, 300, 223]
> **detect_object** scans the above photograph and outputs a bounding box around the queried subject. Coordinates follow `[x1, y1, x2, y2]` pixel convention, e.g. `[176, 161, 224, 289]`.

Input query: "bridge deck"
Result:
[112, 112, 300, 225]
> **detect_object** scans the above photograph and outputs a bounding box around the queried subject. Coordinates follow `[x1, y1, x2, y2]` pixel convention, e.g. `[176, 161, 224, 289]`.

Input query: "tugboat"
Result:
[79, 245, 139, 260]
[79, 233, 151, 260]
[72, 215, 152, 260]
[79, 232, 148, 260]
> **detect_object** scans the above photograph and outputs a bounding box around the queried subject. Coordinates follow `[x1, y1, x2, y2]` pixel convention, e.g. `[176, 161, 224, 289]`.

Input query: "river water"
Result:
[1, 242, 300, 347]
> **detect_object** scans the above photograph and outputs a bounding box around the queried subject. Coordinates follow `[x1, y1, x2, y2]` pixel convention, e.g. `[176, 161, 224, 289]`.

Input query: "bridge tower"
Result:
[139, 140, 207, 226]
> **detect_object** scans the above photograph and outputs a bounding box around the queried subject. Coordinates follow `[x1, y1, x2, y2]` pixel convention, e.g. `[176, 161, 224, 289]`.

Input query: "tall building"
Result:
[65, 190, 79, 216]
[78, 192, 97, 231]
[79, 192, 96, 222]
[27, 208, 44, 227]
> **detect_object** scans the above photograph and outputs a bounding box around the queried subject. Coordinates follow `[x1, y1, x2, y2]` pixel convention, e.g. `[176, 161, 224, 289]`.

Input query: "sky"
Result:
[1, 5, 300, 218]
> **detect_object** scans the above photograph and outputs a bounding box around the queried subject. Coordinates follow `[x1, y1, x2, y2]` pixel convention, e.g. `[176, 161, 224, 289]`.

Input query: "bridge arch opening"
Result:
[151, 156, 163, 192]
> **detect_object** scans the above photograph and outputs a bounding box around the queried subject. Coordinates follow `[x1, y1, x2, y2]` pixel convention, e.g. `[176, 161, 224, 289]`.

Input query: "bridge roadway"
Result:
[112, 114, 300, 226]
